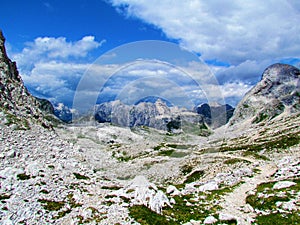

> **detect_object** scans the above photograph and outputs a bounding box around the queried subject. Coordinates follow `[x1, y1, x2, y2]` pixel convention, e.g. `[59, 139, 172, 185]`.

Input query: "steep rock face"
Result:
[35, 97, 54, 115]
[0, 31, 51, 128]
[94, 99, 206, 132]
[229, 63, 300, 125]
[194, 103, 234, 126]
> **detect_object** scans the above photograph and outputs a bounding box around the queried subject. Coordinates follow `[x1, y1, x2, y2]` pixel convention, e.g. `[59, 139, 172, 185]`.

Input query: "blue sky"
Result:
[1, 0, 300, 109]
[2, 0, 168, 53]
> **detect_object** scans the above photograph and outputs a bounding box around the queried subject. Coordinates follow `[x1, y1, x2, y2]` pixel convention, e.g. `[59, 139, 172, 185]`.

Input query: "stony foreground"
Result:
[0, 121, 299, 225]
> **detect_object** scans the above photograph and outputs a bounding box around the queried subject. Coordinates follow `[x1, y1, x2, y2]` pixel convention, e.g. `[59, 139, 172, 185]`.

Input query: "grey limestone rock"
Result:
[203, 215, 218, 224]
[0, 30, 52, 129]
[94, 99, 205, 132]
[229, 63, 300, 125]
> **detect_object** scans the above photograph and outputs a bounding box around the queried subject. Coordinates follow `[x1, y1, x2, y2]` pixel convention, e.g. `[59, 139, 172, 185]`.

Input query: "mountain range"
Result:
[94, 100, 234, 133]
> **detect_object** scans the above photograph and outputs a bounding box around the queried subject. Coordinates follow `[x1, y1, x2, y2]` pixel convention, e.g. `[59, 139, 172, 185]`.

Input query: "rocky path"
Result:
[218, 161, 278, 225]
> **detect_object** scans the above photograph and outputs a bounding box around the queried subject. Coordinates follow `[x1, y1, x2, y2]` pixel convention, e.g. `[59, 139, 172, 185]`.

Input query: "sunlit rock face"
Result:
[229, 63, 300, 125]
[194, 103, 234, 126]
[94, 99, 205, 132]
[0, 31, 51, 129]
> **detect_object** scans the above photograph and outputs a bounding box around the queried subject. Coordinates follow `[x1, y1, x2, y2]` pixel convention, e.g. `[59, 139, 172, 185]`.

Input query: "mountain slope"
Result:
[94, 99, 208, 133]
[194, 103, 234, 126]
[0, 30, 52, 129]
[229, 63, 299, 126]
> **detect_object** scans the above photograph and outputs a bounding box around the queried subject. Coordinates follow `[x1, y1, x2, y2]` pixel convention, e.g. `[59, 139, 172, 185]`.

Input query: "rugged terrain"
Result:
[0, 31, 54, 129]
[0, 31, 299, 224]
[94, 100, 232, 132]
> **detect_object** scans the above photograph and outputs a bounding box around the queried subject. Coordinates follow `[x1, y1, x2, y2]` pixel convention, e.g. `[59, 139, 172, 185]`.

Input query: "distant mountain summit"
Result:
[194, 103, 234, 127]
[0, 30, 53, 129]
[229, 63, 300, 126]
[94, 99, 212, 134]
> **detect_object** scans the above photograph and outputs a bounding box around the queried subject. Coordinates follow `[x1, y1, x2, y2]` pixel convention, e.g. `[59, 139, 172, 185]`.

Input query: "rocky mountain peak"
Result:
[262, 63, 300, 82]
[94, 100, 209, 133]
[253, 63, 300, 98]
[194, 103, 234, 126]
[0, 31, 52, 129]
[154, 98, 171, 116]
[229, 63, 300, 126]
[0, 30, 7, 58]
[0, 30, 6, 55]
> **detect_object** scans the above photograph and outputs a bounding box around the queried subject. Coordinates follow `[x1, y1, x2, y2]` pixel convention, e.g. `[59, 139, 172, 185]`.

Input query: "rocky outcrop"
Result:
[94, 99, 206, 133]
[112, 176, 171, 214]
[194, 103, 234, 127]
[0, 31, 51, 129]
[229, 63, 300, 125]
[36, 97, 54, 115]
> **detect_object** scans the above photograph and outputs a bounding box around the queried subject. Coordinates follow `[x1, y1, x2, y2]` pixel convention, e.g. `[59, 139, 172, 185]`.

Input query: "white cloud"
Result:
[11, 36, 105, 105]
[215, 60, 273, 84]
[21, 61, 88, 91]
[13, 36, 105, 69]
[220, 82, 252, 99]
[108, 0, 300, 106]
[109, 0, 300, 65]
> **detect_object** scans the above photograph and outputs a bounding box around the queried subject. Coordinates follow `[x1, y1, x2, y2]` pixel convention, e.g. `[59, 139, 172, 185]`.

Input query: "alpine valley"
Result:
[0, 31, 299, 225]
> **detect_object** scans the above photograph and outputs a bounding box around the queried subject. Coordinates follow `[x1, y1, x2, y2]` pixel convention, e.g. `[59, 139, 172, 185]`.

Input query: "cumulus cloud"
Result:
[221, 82, 253, 106]
[11, 36, 105, 105]
[215, 60, 273, 84]
[13, 36, 105, 70]
[21, 61, 89, 105]
[106, 0, 300, 105]
[109, 0, 300, 65]
[14, 36, 105, 64]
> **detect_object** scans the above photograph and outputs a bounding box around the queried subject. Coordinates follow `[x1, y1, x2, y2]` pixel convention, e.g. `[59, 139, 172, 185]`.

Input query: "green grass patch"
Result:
[163, 194, 210, 223]
[38, 199, 65, 211]
[169, 151, 189, 158]
[154, 143, 166, 151]
[77, 207, 106, 223]
[184, 170, 204, 183]
[129, 205, 174, 225]
[253, 113, 269, 123]
[180, 164, 194, 175]
[246, 179, 300, 224]
[101, 186, 121, 190]
[116, 155, 133, 162]
[17, 173, 31, 180]
[255, 212, 300, 225]
[206, 186, 234, 201]
[0, 194, 11, 201]
[5, 112, 30, 130]
[73, 173, 90, 180]
[40, 189, 50, 194]
[166, 144, 195, 150]
[154, 143, 195, 152]
[53, 209, 72, 219]
[158, 150, 175, 156]
[129, 184, 239, 224]
[220, 132, 300, 153]
[246, 194, 290, 210]
[224, 158, 249, 164]
[242, 151, 270, 161]
[66, 193, 83, 209]
[77, 134, 86, 139]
